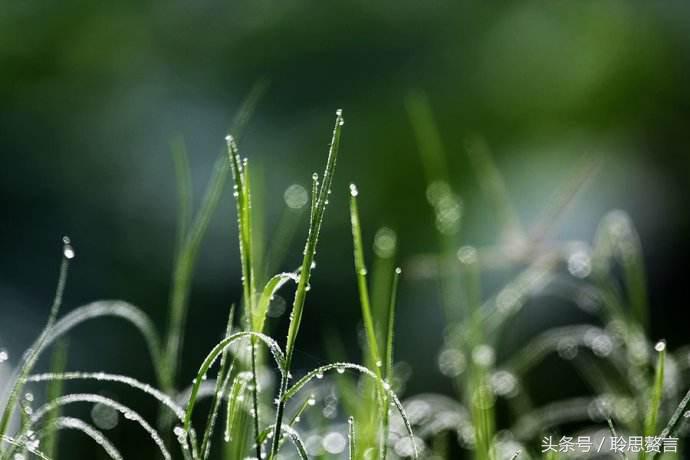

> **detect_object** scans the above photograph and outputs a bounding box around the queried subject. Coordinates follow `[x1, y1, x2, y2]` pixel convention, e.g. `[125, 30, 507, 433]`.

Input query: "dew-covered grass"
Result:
[1, 90, 689, 460]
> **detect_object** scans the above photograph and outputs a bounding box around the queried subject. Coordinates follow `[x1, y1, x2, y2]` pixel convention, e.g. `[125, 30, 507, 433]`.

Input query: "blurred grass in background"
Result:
[1, 1, 690, 457]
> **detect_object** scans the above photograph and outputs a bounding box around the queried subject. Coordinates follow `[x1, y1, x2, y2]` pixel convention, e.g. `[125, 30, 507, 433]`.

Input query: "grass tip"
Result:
[349, 183, 359, 197]
[654, 340, 666, 352]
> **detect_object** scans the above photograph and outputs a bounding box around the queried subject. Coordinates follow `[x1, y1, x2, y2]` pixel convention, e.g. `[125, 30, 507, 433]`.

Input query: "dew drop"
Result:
[0, 349, 8, 363]
[349, 184, 359, 197]
[336, 366, 345, 374]
[62, 236, 75, 259]
[655, 340, 666, 352]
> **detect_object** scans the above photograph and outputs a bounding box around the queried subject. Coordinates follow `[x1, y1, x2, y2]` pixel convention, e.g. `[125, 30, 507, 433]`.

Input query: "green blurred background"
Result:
[2, 1, 690, 457]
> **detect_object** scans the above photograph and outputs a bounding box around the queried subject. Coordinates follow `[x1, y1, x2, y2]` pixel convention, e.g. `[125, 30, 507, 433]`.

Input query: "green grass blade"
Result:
[254, 272, 299, 334]
[349, 184, 383, 375]
[199, 307, 235, 459]
[269, 110, 344, 459]
[0, 238, 73, 438]
[43, 340, 69, 459]
[645, 341, 666, 438]
[183, 331, 285, 430]
[348, 416, 356, 460]
[385, 267, 401, 381]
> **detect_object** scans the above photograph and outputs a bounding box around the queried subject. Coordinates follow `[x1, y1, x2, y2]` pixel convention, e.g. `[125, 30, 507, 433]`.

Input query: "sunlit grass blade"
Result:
[199, 307, 235, 459]
[592, 210, 649, 330]
[381, 266, 401, 460]
[43, 340, 68, 460]
[163, 153, 229, 392]
[26, 372, 185, 421]
[183, 331, 285, 432]
[26, 394, 171, 460]
[349, 184, 383, 375]
[348, 416, 356, 460]
[254, 272, 299, 334]
[269, 109, 344, 459]
[38, 416, 123, 460]
[0, 238, 73, 439]
[660, 386, 690, 438]
[371, 227, 397, 341]
[163, 81, 266, 394]
[644, 341, 666, 442]
[224, 372, 252, 444]
[282, 362, 418, 459]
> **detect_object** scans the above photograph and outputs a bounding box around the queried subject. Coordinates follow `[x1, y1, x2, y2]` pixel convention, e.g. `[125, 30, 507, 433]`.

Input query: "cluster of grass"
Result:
[0, 87, 689, 460]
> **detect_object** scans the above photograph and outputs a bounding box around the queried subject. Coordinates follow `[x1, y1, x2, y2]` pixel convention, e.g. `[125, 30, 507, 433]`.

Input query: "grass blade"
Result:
[269, 109, 344, 459]
[349, 184, 383, 375]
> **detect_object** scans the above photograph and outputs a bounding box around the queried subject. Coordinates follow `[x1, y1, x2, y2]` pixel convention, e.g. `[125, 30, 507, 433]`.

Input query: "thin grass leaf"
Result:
[183, 331, 285, 432]
[259, 424, 309, 460]
[37, 417, 123, 460]
[283, 362, 418, 459]
[0, 238, 73, 438]
[163, 81, 266, 394]
[224, 372, 253, 443]
[254, 272, 299, 334]
[199, 307, 235, 459]
[163, 153, 230, 392]
[349, 184, 383, 375]
[381, 267, 401, 460]
[270, 109, 344, 460]
[348, 416, 356, 460]
[0, 435, 52, 460]
[645, 341, 666, 438]
[26, 372, 185, 421]
[44, 301, 162, 379]
[660, 386, 690, 438]
[27, 394, 171, 460]
[43, 340, 68, 460]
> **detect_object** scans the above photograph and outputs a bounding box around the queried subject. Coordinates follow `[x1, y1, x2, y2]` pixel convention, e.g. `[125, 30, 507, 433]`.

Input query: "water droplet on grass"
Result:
[349, 184, 359, 197]
[62, 236, 75, 259]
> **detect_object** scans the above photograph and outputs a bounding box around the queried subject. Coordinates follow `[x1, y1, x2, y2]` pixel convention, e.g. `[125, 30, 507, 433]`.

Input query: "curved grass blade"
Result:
[27, 394, 171, 460]
[0, 239, 73, 438]
[254, 272, 299, 334]
[26, 372, 185, 421]
[43, 340, 68, 460]
[183, 331, 285, 433]
[283, 362, 418, 459]
[37, 417, 122, 460]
